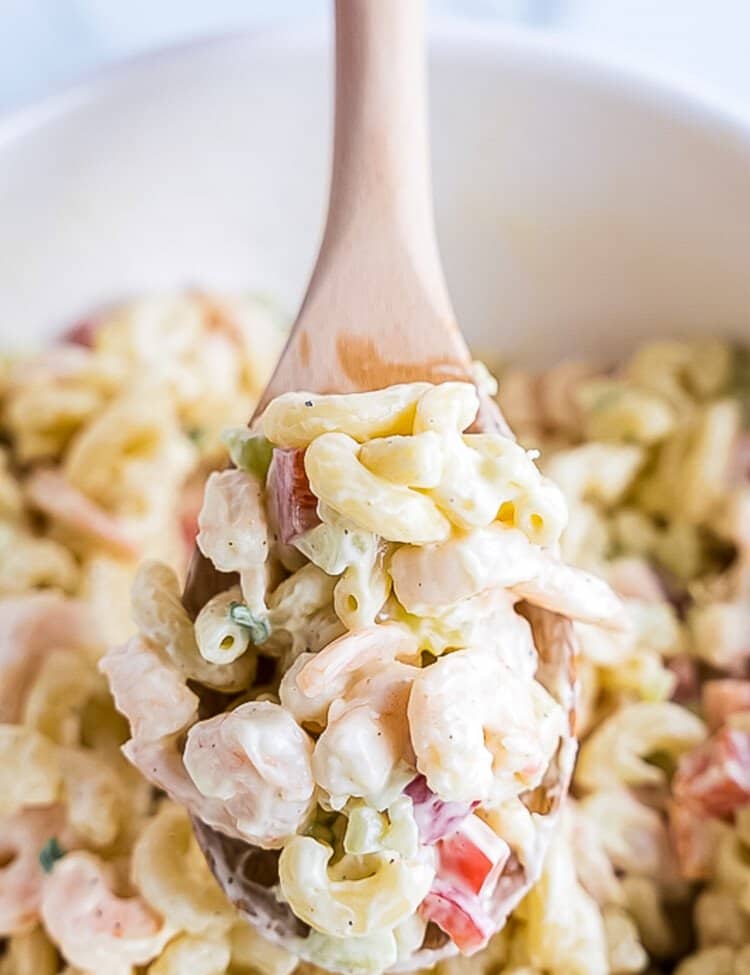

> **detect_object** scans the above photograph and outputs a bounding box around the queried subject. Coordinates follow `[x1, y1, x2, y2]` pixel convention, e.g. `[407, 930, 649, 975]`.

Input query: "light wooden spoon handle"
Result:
[325, 0, 450, 315]
[256, 0, 472, 411]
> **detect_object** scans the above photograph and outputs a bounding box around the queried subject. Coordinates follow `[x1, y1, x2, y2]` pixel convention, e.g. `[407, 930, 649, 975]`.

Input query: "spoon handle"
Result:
[256, 0, 471, 410]
[325, 0, 448, 298]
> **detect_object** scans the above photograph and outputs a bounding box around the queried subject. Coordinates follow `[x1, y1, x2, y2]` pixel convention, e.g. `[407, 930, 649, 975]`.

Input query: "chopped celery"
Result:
[306, 929, 397, 975]
[222, 428, 274, 480]
[384, 797, 419, 858]
[344, 806, 387, 855]
[343, 798, 418, 859]
[294, 506, 374, 576]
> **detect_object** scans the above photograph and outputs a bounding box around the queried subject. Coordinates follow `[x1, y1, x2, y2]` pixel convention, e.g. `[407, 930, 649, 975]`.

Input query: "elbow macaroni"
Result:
[359, 432, 444, 488]
[278, 837, 434, 938]
[305, 432, 452, 544]
[133, 803, 235, 937]
[576, 702, 705, 791]
[262, 384, 431, 448]
[194, 587, 253, 665]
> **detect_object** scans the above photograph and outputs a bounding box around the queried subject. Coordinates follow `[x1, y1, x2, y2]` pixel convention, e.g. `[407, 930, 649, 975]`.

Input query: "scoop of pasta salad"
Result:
[101, 375, 626, 972]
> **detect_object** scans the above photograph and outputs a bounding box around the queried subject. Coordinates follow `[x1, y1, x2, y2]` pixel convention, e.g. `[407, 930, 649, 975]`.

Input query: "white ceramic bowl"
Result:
[1, 22, 749, 360]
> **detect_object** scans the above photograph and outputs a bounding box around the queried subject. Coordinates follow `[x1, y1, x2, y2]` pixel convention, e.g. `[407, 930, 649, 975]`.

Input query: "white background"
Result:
[3, 0, 750, 117]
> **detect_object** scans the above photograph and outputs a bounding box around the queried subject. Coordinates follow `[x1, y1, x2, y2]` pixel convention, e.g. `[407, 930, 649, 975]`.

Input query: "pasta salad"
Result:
[1, 290, 748, 975]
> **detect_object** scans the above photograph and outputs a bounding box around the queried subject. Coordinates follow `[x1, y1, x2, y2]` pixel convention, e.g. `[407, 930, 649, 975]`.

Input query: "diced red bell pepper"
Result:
[270, 448, 321, 544]
[62, 316, 100, 347]
[702, 679, 750, 732]
[673, 727, 750, 820]
[419, 880, 495, 955]
[404, 775, 476, 845]
[437, 815, 510, 896]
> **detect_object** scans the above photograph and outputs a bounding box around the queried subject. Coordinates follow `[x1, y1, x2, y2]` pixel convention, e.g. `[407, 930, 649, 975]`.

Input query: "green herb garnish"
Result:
[222, 429, 274, 481]
[39, 837, 66, 874]
[229, 602, 271, 645]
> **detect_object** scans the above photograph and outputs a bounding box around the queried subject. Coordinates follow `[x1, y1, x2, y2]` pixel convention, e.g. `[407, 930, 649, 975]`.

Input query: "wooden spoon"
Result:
[185, 0, 575, 968]
[256, 0, 472, 408]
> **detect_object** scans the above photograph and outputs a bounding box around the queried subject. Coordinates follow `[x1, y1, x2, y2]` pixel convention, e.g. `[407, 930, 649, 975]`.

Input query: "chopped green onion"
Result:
[187, 426, 204, 445]
[229, 602, 270, 645]
[222, 428, 274, 481]
[39, 837, 65, 874]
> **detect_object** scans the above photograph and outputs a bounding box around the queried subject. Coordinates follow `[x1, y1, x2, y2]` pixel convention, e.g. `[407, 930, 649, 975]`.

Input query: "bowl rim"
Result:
[2, 18, 750, 155]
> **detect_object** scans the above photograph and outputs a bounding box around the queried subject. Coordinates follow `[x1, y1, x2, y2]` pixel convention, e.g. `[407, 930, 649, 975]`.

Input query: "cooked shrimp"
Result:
[280, 623, 418, 729]
[453, 589, 541, 681]
[407, 646, 566, 805]
[122, 734, 241, 840]
[0, 594, 95, 723]
[278, 651, 332, 728]
[390, 523, 626, 630]
[295, 624, 418, 698]
[0, 805, 66, 936]
[511, 557, 627, 630]
[389, 525, 544, 613]
[40, 851, 173, 974]
[196, 468, 269, 572]
[313, 662, 420, 810]
[183, 701, 315, 848]
[100, 636, 199, 741]
[26, 468, 141, 559]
